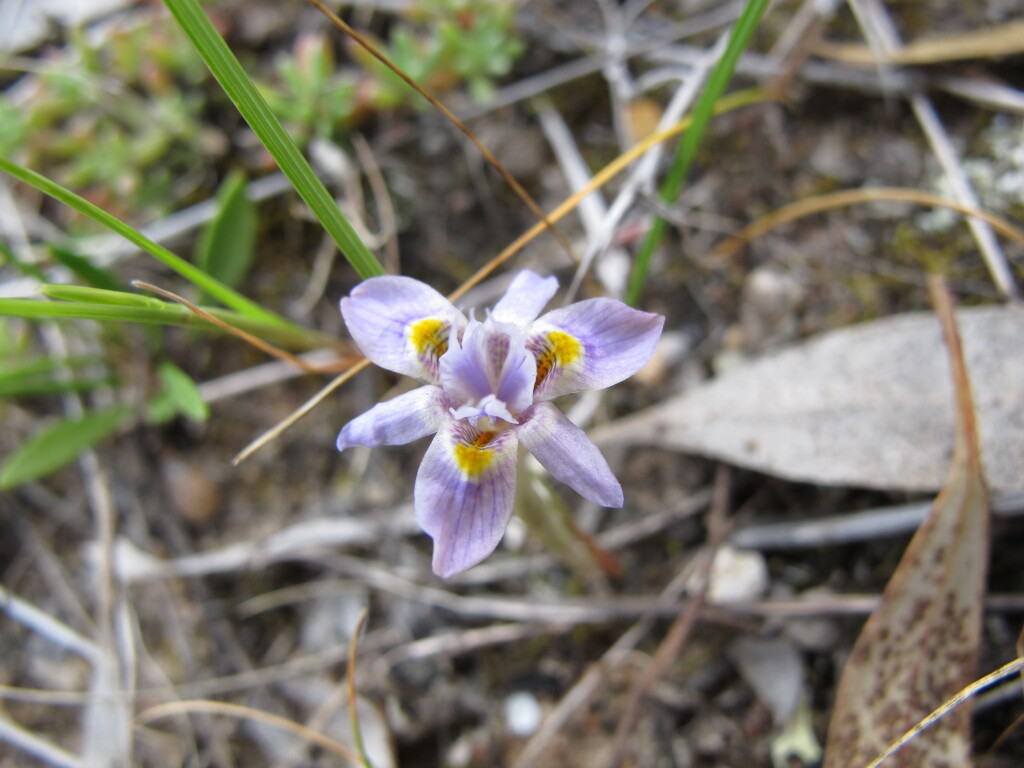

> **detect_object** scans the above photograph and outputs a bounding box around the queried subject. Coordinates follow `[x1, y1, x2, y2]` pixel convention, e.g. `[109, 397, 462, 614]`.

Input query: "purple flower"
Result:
[337, 271, 664, 577]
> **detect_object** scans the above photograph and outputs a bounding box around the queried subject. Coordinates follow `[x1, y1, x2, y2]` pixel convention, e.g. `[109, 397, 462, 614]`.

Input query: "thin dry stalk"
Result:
[862, 657, 1024, 768]
[707, 187, 1024, 263]
[135, 700, 362, 764]
[132, 281, 352, 373]
[305, 0, 577, 266]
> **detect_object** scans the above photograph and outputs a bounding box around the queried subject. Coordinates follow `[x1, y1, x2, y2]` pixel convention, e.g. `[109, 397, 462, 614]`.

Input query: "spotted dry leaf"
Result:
[822, 278, 990, 768]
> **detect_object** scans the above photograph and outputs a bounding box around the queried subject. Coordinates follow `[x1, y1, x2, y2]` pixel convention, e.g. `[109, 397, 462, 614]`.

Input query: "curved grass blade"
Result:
[40, 285, 163, 307]
[0, 406, 131, 489]
[48, 246, 122, 291]
[0, 157, 301, 334]
[162, 0, 385, 280]
[0, 297, 324, 351]
[625, 0, 770, 306]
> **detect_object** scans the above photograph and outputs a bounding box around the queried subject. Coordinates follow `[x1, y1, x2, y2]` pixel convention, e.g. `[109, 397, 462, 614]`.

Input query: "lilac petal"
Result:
[440, 317, 536, 422]
[337, 385, 447, 450]
[517, 402, 623, 507]
[340, 276, 466, 384]
[414, 422, 519, 577]
[491, 270, 559, 326]
[529, 298, 664, 400]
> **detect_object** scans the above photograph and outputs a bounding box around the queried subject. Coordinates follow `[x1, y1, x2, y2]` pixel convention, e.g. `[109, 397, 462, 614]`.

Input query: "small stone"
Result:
[693, 546, 770, 604]
[504, 691, 543, 737]
[161, 458, 220, 525]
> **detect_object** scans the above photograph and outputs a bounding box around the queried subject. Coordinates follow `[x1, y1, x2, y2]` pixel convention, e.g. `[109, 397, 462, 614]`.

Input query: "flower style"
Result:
[337, 270, 664, 576]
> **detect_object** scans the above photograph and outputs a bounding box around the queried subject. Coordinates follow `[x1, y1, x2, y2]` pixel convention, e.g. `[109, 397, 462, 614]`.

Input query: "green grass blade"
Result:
[48, 245, 123, 291]
[0, 406, 132, 489]
[163, 0, 386, 280]
[196, 170, 256, 302]
[0, 156, 302, 333]
[0, 297, 327, 350]
[40, 285, 163, 307]
[625, 0, 770, 306]
[0, 242, 47, 281]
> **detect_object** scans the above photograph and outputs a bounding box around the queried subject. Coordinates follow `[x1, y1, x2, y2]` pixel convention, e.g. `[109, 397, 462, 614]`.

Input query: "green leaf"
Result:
[162, 0, 386, 280]
[48, 245, 122, 291]
[0, 156, 302, 334]
[196, 170, 256, 302]
[625, 0, 770, 306]
[157, 361, 209, 423]
[0, 406, 131, 489]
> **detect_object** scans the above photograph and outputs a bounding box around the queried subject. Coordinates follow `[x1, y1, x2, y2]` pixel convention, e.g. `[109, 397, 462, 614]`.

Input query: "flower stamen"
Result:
[409, 317, 450, 377]
[531, 330, 582, 391]
[453, 429, 499, 478]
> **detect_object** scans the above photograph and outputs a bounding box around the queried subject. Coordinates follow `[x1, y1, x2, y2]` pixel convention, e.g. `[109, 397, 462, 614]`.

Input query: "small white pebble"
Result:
[504, 691, 543, 737]
[689, 546, 769, 604]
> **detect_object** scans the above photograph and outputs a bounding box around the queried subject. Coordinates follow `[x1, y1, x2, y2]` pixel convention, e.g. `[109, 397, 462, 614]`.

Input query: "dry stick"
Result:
[351, 133, 400, 274]
[606, 465, 734, 768]
[305, 0, 578, 267]
[764, 0, 829, 99]
[135, 700, 362, 764]
[232, 358, 372, 465]
[235, 92, 761, 462]
[0, 585, 99, 662]
[707, 187, 1024, 263]
[449, 89, 763, 303]
[510, 552, 709, 768]
[0, 714, 85, 768]
[131, 281, 351, 374]
[861, 656, 1024, 768]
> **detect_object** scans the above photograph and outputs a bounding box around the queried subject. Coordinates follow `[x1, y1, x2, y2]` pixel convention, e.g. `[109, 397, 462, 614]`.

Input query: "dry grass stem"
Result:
[135, 700, 362, 764]
[708, 187, 1024, 265]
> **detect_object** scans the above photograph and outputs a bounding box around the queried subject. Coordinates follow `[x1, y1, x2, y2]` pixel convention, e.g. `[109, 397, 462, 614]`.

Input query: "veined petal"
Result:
[517, 402, 623, 507]
[529, 298, 664, 399]
[440, 317, 536, 422]
[414, 422, 519, 577]
[341, 276, 466, 384]
[491, 270, 559, 326]
[337, 385, 447, 450]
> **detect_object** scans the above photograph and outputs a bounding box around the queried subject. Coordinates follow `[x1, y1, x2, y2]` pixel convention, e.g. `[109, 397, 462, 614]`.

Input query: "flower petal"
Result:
[337, 385, 447, 450]
[491, 270, 559, 326]
[341, 276, 466, 384]
[439, 316, 536, 423]
[414, 422, 519, 577]
[529, 298, 664, 399]
[517, 401, 623, 507]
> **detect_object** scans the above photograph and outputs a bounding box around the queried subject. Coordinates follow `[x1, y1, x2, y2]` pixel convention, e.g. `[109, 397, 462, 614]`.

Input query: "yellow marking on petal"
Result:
[534, 330, 582, 391]
[408, 318, 449, 358]
[453, 431, 496, 478]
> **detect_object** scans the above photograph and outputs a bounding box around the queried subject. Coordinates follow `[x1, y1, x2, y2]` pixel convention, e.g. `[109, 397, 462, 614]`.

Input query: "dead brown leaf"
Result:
[822, 276, 990, 768]
[592, 305, 1024, 493]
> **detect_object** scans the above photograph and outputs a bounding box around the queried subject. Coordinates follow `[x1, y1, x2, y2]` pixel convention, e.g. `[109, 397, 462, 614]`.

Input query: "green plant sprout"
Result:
[259, 0, 525, 139]
[1, 17, 214, 228]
